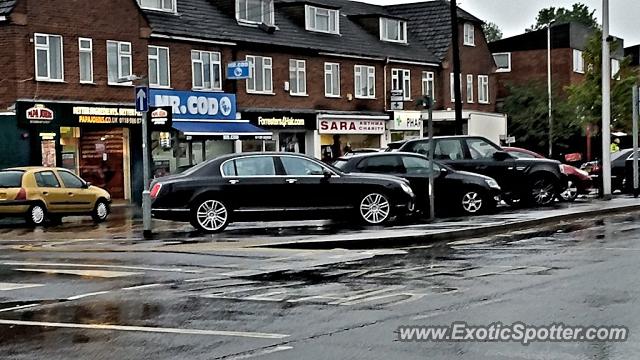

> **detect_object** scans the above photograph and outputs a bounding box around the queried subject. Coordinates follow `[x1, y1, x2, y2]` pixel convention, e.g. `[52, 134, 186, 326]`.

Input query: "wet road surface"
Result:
[1, 213, 640, 359]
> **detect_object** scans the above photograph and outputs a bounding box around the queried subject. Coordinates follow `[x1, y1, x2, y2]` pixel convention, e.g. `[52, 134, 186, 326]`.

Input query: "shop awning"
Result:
[172, 121, 272, 139]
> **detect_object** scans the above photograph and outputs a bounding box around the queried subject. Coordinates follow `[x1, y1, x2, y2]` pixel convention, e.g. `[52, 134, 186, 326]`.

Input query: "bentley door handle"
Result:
[228, 179, 240, 184]
[286, 179, 298, 184]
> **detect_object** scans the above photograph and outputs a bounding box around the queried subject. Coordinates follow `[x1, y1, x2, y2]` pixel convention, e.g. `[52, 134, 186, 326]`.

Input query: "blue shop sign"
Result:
[227, 61, 250, 80]
[148, 89, 236, 120]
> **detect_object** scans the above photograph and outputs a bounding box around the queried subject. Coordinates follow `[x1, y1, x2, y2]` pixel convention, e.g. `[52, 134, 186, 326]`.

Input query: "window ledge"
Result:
[247, 91, 276, 96]
[463, 43, 476, 47]
[80, 82, 97, 85]
[495, 69, 511, 73]
[290, 93, 309, 97]
[36, 79, 66, 83]
[325, 95, 341, 98]
[479, 101, 490, 105]
[108, 82, 134, 87]
[192, 88, 224, 92]
[355, 97, 376, 100]
[150, 85, 173, 89]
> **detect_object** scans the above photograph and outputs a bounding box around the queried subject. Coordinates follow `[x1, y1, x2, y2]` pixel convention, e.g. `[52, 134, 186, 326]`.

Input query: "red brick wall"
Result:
[494, 48, 581, 100]
[0, 24, 19, 110]
[440, 23, 497, 112]
[0, 0, 150, 109]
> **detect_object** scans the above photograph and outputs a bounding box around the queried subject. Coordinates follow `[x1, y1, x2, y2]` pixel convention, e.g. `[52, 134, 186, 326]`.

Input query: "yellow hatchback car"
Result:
[0, 167, 111, 226]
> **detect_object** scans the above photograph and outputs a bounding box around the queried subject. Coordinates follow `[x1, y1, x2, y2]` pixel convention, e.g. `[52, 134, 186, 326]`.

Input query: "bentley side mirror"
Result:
[323, 169, 332, 179]
[493, 151, 512, 161]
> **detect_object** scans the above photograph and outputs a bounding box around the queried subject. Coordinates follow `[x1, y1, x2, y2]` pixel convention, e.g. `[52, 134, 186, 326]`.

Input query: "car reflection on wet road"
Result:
[1, 214, 640, 359]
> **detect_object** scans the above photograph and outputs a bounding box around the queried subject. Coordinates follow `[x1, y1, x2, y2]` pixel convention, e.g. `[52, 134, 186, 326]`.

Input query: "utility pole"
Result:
[426, 97, 435, 220]
[633, 85, 639, 197]
[450, 0, 463, 135]
[547, 23, 553, 158]
[601, 0, 612, 198]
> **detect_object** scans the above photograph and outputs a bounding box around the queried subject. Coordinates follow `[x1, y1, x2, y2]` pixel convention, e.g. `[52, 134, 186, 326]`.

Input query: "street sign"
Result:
[135, 86, 149, 112]
[390, 89, 404, 102]
[391, 101, 404, 110]
[227, 61, 251, 80]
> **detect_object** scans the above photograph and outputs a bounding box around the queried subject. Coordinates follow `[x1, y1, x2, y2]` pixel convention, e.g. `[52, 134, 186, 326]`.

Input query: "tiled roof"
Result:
[141, 0, 440, 63]
[387, 0, 482, 61]
[0, 0, 17, 16]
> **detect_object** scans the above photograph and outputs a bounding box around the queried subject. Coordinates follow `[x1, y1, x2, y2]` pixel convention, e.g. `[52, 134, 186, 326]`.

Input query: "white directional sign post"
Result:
[136, 86, 152, 237]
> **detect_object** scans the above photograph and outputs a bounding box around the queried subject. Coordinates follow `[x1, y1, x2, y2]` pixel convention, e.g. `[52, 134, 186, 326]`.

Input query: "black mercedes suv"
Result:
[395, 136, 565, 206]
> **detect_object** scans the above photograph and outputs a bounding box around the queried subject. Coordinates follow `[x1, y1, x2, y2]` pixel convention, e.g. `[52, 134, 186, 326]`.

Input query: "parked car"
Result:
[581, 148, 637, 193]
[0, 167, 111, 226]
[150, 153, 416, 233]
[395, 136, 565, 206]
[503, 147, 592, 202]
[333, 152, 501, 216]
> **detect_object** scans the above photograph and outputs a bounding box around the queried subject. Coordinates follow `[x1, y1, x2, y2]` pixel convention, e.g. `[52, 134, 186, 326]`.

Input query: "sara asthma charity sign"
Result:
[319, 118, 386, 134]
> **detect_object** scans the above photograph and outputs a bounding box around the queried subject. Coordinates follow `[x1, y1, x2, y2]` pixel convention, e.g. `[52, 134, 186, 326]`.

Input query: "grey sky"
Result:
[363, 0, 640, 47]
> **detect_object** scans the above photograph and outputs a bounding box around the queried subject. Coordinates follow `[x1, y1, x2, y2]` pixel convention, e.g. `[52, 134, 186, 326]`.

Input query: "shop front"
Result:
[387, 111, 423, 142]
[317, 114, 388, 161]
[149, 89, 271, 176]
[16, 101, 143, 203]
[242, 111, 317, 155]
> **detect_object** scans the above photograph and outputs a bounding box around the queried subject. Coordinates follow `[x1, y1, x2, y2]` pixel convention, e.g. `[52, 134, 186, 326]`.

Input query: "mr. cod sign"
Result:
[149, 89, 237, 120]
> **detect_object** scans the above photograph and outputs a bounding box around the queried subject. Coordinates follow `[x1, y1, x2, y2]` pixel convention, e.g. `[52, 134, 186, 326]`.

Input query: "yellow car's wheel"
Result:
[91, 200, 110, 223]
[25, 203, 47, 227]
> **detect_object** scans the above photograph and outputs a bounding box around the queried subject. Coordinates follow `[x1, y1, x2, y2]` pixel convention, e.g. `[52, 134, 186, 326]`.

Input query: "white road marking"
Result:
[0, 283, 44, 291]
[122, 283, 164, 291]
[0, 319, 289, 339]
[328, 286, 405, 305]
[67, 291, 111, 300]
[224, 346, 294, 360]
[183, 276, 227, 283]
[14, 268, 142, 278]
[2, 261, 201, 274]
[0, 304, 39, 313]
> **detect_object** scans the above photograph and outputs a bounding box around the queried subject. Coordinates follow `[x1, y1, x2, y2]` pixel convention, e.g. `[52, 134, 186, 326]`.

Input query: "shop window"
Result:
[58, 170, 85, 188]
[478, 75, 489, 104]
[324, 63, 340, 97]
[391, 69, 411, 100]
[279, 133, 305, 153]
[355, 65, 375, 99]
[421, 71, 434, 99]
[306, 5, 339, 34]
[289, 59, 307, 96]
[138, 0, 176, 12]
[35, 171, 61, 188]
[380, 18, 407, 43]
[234, 156, 276, 176]
[280, 156, 324, 176]
[246, 55, 273, 94]
[78, 38, 93, 83]
[148, 46, 171, 88]
[107, 41, 132, 85]
[192, 51, 222, 91]
[236, 0, 274, 25]
[34, 33, 64, 82]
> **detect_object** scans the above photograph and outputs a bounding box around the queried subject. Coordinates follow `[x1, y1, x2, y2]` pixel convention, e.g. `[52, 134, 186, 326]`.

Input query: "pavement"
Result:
[0, 208, 639, 359]
[1, 196, 640, 253]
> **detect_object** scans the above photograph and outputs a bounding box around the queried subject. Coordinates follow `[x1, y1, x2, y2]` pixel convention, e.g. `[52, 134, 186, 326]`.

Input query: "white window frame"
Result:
[573, 49, 585, 74]
[493, 52, 511, 72]
[354, 65, 376, 99]
[478, 75, 489, 104]
[391, 69, 411, 100]
[236, 0, 274, 25]
[289, 59, 307, 96]
[191, 50, 222, 91]
[246, 55, 273, 94]
[34, 33, 64, 82]
[421, 71, 435, 100]
[305, 5, 339, 34]
[107, 40, 132, 86]
[379, 18, 407, 43]
[611, 58, 620, 80]
[324, 62, 340, 98]
[466, 74, 474, 103]
[148, 45, 171, 88]
[137, 0, 176, 13]
[78, 37, 93, 84]
[463, 23, 475, 46]
[450, 73, 462, 102]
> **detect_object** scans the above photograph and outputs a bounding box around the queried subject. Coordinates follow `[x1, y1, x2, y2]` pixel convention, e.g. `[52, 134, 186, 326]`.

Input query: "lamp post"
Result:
[601, 0, 612, 198]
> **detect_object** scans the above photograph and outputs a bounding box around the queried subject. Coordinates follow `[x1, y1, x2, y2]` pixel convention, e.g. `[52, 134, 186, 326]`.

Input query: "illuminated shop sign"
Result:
[149, 89, 237, 121]
[318, 119, 386, 134]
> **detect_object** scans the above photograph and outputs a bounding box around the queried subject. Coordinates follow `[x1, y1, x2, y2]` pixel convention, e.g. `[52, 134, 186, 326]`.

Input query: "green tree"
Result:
[482, 21, 503, 43]
[567, 31, 638, 133]
[527, 3, 599, 32]
[502, 82, 578, 154]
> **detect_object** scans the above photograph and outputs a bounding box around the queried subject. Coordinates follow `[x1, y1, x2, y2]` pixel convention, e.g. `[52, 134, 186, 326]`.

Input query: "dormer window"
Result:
[138, 0, 176, 12]
[380, 18, 407, 43]
[236, 0, 274, 25]
[305, 5, 339, 34]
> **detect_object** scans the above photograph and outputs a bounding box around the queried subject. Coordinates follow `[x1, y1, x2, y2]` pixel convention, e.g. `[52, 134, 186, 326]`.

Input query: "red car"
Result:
[503, 147, 593, 201]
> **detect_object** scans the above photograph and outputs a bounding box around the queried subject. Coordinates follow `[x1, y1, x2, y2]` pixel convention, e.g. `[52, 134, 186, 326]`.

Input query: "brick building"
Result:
[0, 0, 500, 201]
